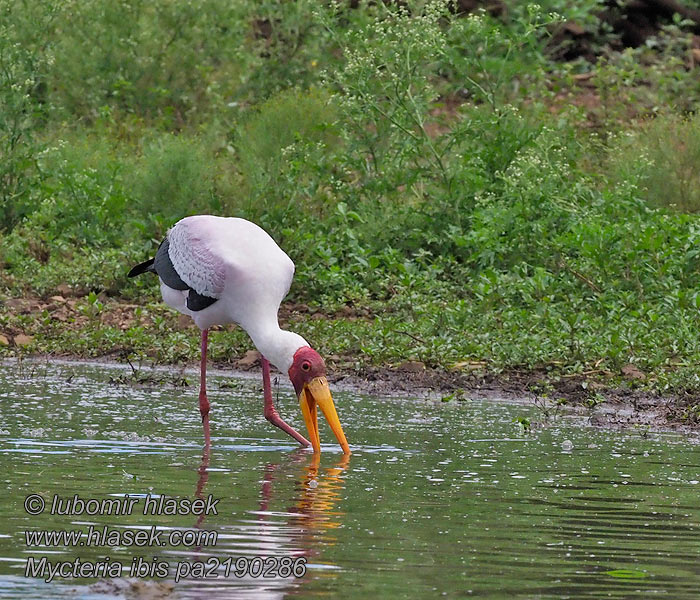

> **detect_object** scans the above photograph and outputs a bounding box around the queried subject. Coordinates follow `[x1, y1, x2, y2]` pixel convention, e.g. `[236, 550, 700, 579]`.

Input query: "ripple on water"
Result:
[0, 360, 699, 599]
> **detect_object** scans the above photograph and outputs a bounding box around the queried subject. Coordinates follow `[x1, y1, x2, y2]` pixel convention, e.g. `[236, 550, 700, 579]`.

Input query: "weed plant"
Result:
[3, 0, 700, 401]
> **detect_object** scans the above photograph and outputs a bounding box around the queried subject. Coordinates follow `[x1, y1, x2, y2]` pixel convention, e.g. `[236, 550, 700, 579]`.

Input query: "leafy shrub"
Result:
[322, 1, 451, 188]
[47, 0, 246, 123]
[22, 138, 128, 246]
[606, 112, 700, 213]
[130, 134, 215, 235]
[233, 87, 339, 220]
[237, 0, 338, 100]
[0, 3, 50, 230]
[590, 19, 700, 128]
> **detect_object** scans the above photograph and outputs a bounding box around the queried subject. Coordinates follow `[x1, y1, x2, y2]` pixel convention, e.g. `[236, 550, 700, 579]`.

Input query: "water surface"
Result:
[0, 360, 699, 598]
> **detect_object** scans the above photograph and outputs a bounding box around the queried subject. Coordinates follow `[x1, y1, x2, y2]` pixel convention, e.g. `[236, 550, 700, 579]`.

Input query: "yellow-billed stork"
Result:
[128, 215, 350, 454]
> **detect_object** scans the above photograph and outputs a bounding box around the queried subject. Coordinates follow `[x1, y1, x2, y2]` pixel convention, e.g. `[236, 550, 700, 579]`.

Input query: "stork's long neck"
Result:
[244, 315, 309, 374]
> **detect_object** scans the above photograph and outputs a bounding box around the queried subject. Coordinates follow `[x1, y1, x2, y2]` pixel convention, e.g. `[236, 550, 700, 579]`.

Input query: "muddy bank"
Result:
[2, 293, 699, 433]
[5, 353, 699, 436]
[332, 363, 700, 434]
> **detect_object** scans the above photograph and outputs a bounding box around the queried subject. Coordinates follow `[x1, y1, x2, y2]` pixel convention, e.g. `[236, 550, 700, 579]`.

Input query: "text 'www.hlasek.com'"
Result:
[22, 493, 307, 583]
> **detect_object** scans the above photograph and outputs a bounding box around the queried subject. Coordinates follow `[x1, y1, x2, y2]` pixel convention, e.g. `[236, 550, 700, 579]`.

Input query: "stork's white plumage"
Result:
[128, 215, 350, 454]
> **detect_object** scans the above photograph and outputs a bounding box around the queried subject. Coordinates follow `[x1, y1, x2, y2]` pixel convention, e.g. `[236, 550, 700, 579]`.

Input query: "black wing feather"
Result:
[186, 290, 218, 311]
[129, 236, 218, 313]
[154, 238, 189, 291]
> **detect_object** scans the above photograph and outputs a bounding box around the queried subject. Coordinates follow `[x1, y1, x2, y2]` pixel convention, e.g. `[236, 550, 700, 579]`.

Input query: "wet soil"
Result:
[2, 294, 699, 434]
[332, 364, 700, 434]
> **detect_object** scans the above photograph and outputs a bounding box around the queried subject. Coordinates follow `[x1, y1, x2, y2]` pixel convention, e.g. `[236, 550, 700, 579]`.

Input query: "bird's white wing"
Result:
[166, 215, 296, 308]
[166, 218, 227, 298]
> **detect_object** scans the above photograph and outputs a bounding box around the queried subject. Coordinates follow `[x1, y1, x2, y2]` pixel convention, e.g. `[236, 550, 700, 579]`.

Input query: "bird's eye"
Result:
[301, 361, 311, 372]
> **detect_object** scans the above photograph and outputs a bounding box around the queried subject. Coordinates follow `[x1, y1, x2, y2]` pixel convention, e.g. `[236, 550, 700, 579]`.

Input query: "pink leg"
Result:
[262, 356, 311, 447]
[199, 329, 211, 445]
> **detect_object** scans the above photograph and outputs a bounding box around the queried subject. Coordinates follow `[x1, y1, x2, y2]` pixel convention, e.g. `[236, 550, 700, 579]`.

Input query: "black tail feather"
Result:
[128, 258, 155, 278]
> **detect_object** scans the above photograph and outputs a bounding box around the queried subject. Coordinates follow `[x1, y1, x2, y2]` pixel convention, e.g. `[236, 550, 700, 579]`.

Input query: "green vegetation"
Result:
[2, 0, 700, 417]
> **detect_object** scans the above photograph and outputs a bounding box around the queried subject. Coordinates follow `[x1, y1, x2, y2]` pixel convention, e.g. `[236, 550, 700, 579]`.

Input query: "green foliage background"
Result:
[2, 0, 700, 412]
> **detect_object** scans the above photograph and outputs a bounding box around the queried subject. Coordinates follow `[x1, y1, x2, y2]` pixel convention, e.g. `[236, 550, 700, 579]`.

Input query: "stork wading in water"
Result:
[128, 215, 350, 454]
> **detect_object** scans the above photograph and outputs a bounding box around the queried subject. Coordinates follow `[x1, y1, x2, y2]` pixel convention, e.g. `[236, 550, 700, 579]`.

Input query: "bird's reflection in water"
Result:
[257, 449, 350, 560]
[194, 437, 211, 532]
[287, 451, 350, 539]
[189, 445, 350, 598]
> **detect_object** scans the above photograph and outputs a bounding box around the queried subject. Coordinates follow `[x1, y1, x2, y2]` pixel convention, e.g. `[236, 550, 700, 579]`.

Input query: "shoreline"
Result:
[4, 354, 700, 436]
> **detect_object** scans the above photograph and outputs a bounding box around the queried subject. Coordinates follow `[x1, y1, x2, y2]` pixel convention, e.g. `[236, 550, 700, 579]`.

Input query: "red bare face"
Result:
[288, 346, 349, 455]
[288, 346, 326, 395]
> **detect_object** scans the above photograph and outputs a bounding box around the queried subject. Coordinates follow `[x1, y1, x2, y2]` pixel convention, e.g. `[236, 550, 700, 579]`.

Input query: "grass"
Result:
[608, 113, 700, 214]
[3, 1, 700, 420]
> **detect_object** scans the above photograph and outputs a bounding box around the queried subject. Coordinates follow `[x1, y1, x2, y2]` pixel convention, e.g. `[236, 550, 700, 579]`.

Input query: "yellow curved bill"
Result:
[299, 377, 350, 454]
